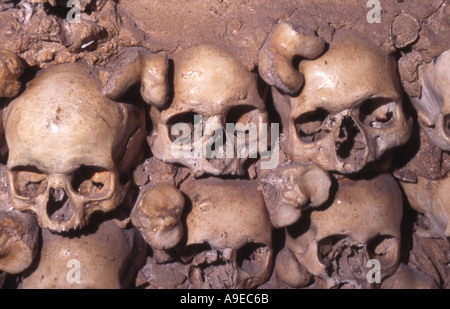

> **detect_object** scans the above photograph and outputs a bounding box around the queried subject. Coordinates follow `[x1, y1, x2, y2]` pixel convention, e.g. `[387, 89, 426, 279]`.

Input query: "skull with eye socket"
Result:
[259, 28, 411, 174]
[276, 173, 403, 289]
[149, 45, 268, 177]
[178, 177, 273, 289]
[3, 62, 146, 233]
[291, 32, 412, 173]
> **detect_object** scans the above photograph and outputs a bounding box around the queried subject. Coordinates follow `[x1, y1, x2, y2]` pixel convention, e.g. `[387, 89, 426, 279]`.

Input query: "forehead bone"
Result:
[169, 45, 262, 116]
[312, 173, 403, 243]
[182, 178, 271, 250]
[5, 63, 122, 172]
[296, 30, 399, 113]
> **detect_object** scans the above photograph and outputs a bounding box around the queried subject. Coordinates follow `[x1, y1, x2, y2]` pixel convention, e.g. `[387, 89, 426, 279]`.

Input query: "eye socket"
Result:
[180, 243, 212, 263]
[236, 243, 270, 276]
[12, 166, 48, 198]
[367, 235, 399, 262]
[225, 106, 260, 152]
[167, 112, 198, 143]
[225, 105, 258, 126]
[317, 235, 347, 265]
[359, 98, 395, 129]
[71, 166, 114, 199]
[294, 108, 334, 143]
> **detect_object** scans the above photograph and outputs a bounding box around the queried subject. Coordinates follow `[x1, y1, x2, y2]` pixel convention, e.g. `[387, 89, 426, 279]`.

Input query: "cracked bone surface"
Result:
[411, 49, 450, 152]
[258, 163, 331, 228]
[179, 177, 273, 289]
[0, 207, 38, 275]
[0, 165, 39, 275]
[0, 0, 448, 290]
[4, 62, 146, 233]
[131, 182, 185, 250]
[260, 29, 411, 174]
[395, 115, 449, 287]
[0, 50, 24, 98]
[278, 173, 403, 289]
[395, 49, 450, 285]
[21, 219, 146, 289]
[149, 45, 268, 177]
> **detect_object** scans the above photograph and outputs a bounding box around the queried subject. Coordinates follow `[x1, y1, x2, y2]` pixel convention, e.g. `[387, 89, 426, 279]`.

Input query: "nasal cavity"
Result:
[335, 116, 366, 161]
[47, 187, 72, 223]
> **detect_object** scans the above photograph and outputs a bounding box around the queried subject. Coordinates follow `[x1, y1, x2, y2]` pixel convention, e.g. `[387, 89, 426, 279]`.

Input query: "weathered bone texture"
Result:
[149, 45, 268, 177]
[4, 62, 146, 233]
[402, 174, 450, 238]
[178, 177, 273, 289]
[410, 49, 450, 152]
[0, 49, 24, 161]
[136, 255, 190, 289]
[380, 264, 438, 289]
[408, 217, 450, 289]
[21, 219, 146, 289]
[0, 0, 448, 290]
[395, 129, 449, 183]
[395, 128, 450, 288]
[395, 53, 450, 286]
[259, 29, 411, 174]
[23, 0, 113, 55]
[276, 174, 403, 289]
[0, 50, 24, 98]
[131, 182, 185, 250]
[26, 0, 57, 6]
[258, 162, 331, 228]
[0, 165, 39, 275]
[258, 22, 325, 95]
[132, 157, 190, 189]
[395, 129, 449, 238]
[101, 47, 169, 107]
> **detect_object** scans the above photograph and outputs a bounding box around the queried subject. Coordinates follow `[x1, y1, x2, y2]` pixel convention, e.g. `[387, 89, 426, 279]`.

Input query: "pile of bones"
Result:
[0, 11, 448, 289]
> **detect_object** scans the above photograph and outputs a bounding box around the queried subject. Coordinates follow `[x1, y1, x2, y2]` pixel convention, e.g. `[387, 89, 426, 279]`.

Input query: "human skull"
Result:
[149, 45, 268, 177]
[21, 219, 146, 289]
[259, 28, 411, 173]
[179, 177, 273, 289]
[4, 62, 146, 233]
[281, 174, 403, 288]
[411, 49, 450, 151]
